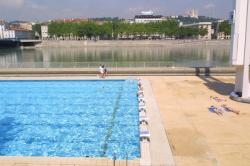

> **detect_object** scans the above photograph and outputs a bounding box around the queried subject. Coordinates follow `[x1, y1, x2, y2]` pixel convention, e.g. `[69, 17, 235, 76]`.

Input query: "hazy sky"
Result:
[0, 0, 234, 21]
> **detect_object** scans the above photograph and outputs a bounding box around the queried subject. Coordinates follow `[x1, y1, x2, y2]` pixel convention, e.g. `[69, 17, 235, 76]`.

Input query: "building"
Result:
[182, 22, 213, 40]
[9, 21, 33, 31]
[230, 0, 250, 102]
[41, 25, 49, 39]
[211, 20, 231, 40]
[229, 11, 234, 24]
[217, 20, 231, 39]
[216, 32, 231, 40]
[170, 15, 178, 19]
[0, 24, 5, 39]
[0, 24, 32, 40]
[50, 18, 88, 23]
[0, 20, 5, 25]
[124, 19, 134, 24]
[0, 24, 15, 39]
[14, 30, 32, 39]
[186, 9, 199, 18]
[3, 30, 15, 39]
[134, 11, 165, 23]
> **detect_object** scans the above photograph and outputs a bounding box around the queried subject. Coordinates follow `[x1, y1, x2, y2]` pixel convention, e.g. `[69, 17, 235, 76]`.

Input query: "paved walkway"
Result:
[145, 76, 250, 166]
[142, 80, 175, 166]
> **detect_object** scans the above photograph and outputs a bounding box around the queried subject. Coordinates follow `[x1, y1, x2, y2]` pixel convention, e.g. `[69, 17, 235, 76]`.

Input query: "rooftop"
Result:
[9, 28, 32, 32]
[50, 18, 88, 23]
[182, 22, 212, 27]
[135, 15, 164, 19]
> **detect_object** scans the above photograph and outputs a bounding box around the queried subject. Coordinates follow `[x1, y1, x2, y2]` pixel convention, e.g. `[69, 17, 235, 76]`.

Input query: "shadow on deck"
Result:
[199, 76, 234, 96]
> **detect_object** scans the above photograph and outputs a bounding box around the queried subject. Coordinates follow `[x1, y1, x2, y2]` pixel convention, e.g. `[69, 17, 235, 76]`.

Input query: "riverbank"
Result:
[40, 40, 231, 48]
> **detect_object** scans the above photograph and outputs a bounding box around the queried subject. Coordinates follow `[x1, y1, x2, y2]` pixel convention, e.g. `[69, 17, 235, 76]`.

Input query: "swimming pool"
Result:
[0, 80, 140, 160]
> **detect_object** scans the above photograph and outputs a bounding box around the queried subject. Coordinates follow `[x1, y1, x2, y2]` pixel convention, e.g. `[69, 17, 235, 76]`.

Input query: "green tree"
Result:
[32, 24, 41, 39]
[219, 20, 231, 36]
[48, 19, 207, 40]
[198, 28, 208, 37]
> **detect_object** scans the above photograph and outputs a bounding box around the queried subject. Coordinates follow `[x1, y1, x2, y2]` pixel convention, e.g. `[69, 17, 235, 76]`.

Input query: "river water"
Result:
[0, 45, 231, 68]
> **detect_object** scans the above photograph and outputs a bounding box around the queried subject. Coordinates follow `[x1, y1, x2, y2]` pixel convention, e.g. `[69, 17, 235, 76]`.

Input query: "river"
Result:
[0, 43, 231, 68]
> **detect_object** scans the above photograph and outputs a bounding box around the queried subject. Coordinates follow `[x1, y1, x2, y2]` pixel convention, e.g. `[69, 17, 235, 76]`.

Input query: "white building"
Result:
[0, 24, 5, 30]
[230, 0, 250, 102]
[0, 24, 32, 39]
[182, 22, 213, 40]
[134, 11, 164, 23]
[41, 25, 49, 39]
[217, 32, 231, 40]
[3, 30, 15, 39]
[186, 9, 199, 19]
[0, 24, 15, 39]
[0, 24, 5, 39]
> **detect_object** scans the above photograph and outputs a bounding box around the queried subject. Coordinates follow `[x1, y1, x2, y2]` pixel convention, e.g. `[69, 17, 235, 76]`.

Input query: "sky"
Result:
[0, 0, 234, 21]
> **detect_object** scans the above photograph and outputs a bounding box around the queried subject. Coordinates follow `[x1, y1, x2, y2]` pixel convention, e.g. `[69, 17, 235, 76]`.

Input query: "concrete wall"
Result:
[41, 40, 231, 48]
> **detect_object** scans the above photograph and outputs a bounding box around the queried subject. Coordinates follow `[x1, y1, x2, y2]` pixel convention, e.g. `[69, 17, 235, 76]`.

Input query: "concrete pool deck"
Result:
[0, 75, 249, 166]
[144, 76, 250, 166]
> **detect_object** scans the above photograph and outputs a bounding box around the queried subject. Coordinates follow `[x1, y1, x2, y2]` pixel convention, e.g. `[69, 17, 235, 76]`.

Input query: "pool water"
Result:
[0, 80, 140, 160]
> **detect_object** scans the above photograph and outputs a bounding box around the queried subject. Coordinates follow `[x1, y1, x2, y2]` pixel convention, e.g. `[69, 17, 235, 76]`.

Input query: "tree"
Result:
[47, 19, 207, 40]
[198, 28, 208, 37]
[100, 22, 112, 39]
[32, 24, 41, 39]
[219, 20, 231, 36]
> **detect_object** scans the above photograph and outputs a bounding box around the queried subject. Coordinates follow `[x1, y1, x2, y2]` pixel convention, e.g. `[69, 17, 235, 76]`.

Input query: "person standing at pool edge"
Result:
[103, 65, 108, 78]
[99, 64, 104, 78]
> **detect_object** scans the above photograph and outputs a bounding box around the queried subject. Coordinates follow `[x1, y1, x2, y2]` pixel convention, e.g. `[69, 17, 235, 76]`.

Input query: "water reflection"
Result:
[0, 45, 230, 68]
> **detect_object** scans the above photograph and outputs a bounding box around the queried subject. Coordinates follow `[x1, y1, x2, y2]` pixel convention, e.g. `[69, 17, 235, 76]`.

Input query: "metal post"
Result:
[113, 153, 116, 166]
[126, 153, 128, 166]
[195, 67, 200, 76]
[205, 67, 210, 76]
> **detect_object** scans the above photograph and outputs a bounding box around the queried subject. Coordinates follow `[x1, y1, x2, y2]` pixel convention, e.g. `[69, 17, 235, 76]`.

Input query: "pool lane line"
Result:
[101, 86, 124, 157]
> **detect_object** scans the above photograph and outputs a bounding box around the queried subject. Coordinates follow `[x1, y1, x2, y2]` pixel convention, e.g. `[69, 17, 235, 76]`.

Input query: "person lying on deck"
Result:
[209, 106, 223, 116]
[220, 104, 240, 115]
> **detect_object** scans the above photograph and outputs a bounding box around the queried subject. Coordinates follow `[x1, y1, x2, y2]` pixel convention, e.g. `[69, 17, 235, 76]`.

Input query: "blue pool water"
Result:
[0, 80, 140, 159]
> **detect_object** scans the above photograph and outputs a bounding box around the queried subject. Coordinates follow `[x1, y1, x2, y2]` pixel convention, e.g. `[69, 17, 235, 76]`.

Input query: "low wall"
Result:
[0, 67, 235, 76]
[40, 40, 231, 48]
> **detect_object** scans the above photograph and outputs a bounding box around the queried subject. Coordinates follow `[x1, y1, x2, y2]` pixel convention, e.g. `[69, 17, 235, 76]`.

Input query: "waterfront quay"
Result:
[0, 39, 42, 48]
[40, 39, 230, 47]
